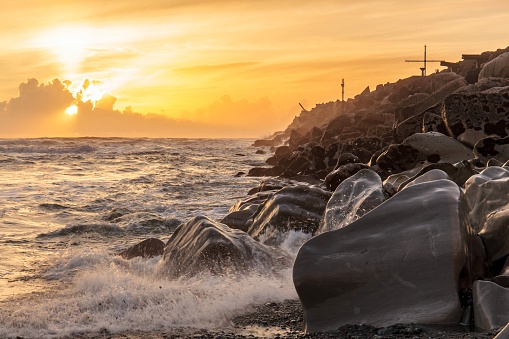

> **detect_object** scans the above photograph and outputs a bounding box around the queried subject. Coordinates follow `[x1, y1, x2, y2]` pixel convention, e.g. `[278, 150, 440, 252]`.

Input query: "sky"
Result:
[1, 0, 509, 138]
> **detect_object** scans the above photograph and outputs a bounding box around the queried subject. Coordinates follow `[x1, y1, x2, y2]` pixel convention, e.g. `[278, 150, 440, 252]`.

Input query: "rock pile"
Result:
[119, 45, 509, 335]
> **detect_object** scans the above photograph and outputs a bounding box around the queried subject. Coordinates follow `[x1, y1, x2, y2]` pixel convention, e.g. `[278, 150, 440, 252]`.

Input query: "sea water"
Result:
[0, 138, 301, 338]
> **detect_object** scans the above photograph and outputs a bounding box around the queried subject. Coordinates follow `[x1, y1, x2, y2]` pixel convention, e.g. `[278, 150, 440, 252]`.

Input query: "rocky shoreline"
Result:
[69, 299, 500, 338]
[114, 46, 509, 338]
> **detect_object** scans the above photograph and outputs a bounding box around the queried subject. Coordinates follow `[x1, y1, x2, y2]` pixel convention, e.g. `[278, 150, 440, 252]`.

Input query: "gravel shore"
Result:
[68, 299, 500, 339]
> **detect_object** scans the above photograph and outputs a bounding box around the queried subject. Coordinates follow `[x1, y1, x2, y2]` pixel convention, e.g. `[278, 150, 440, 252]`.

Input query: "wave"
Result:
[0, 248, 297, 338]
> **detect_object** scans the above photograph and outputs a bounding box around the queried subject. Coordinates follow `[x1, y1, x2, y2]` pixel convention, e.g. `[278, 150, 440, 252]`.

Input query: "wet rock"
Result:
[319, 169, 384, 234]
[247, 166, 280, 177]
[247, 185, 331, 245]
[118, 238, 165, 259]
[464, 167, 509, 234]
[221, 191, 276, 232]
[441, 90, 509, 147]
[479, 52, 509, 79]
[474, 136, 509, 163]
[473, 280, 509, 330]
[161, 216, 281, 277]
[324, 163, 369, 191]
[294, 179, 476, 332]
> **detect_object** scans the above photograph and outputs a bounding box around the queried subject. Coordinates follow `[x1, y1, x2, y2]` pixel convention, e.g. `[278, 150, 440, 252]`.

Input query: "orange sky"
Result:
[1, 0, 509, 138]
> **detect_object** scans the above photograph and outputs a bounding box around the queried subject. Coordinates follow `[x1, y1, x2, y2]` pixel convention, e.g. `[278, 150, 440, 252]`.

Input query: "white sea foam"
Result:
[0, 250, 296, 338]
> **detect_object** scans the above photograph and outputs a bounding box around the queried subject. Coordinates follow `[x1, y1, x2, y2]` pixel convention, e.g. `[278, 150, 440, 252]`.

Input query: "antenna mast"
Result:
[341, 78, 345, 102]
[405, 45, 443, 76]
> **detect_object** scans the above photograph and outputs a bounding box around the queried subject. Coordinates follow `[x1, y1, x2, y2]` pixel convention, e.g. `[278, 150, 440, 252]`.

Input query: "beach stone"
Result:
[479, 52, 509, 79]
[464, 166, 509, 234]
[318, 169, 384, 234]
[221, 191, 276, 232]
[324, 163, 370, 191]
[293, 179, 475, 332]
[161, 216, 280, 277]
[441, 90, 509, 147]
[479, 207, 509, 267]
[402, 132, 475, 165]
[474, 136, 509, 163]
[402, 169, 451, 189]
[247, 185, 331, 245]
[396, 161, 478, 192]
[473, 280, 509, 330]
[118, 238, 165, 259]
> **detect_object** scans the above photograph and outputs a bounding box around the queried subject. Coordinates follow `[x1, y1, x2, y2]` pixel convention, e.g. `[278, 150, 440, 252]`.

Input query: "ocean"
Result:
[0, 138, 300, 338]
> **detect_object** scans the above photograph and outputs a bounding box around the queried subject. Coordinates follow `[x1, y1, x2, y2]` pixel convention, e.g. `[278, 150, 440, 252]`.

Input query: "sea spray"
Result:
[0, 250, 297, 338]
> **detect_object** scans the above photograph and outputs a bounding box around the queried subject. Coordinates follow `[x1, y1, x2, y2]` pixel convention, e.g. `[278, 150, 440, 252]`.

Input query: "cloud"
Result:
[0, 78, 292, 138]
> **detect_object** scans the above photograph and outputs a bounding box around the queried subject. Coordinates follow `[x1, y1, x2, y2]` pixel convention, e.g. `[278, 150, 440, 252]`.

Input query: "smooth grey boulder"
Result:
[293, 179, 475, 332]
[473, 280, 509, 330]
[318, 169, 384, 234]
[464, 166, 509, 233]
[479, 52, 509, 79]
[402, 169, 450, 189]
[161, 216, 282, 277]
[247, 185, 331, 245]
[402, 132, 475, 165]
[396, 161, 478, 192]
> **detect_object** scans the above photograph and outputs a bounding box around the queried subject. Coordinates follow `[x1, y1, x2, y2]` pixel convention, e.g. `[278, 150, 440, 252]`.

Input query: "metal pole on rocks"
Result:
[405, 45, 443, 76]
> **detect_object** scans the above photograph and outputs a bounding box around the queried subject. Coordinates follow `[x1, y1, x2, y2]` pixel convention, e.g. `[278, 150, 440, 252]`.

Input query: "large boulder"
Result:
[247, 185, 331, 245]
[441, 89, 509, 147]
[402, 132, 475, 164]
[293, 179, 476, 332]
[221, 191, 275, 232]
[324, 163, 370, 191]
[319, 169, 384, 234]
[395, 75, 467, 123]
[473, 280, 509, 330]
[464, 166, 509, 233]
[479, 52, 509, 79]
[161, 216, 282, 277]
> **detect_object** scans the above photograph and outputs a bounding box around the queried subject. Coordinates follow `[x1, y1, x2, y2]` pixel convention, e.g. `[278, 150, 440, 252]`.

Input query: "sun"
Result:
[64, 104, 78, 116]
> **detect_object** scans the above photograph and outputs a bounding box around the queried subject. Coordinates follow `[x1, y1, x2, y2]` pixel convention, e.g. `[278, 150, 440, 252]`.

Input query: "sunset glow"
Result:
[64, 104, 78, 116]
[1, 0, 509, 137]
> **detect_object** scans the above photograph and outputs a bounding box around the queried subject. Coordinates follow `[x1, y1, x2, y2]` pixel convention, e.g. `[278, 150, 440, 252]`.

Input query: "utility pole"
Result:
[405, 45, 443, 76]
[341, 78, 345, 102]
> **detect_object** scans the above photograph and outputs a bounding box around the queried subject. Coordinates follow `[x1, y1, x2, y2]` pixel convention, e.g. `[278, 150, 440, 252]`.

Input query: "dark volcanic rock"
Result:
[247, 185, 331, 245]
[118, 238, 165, 259]
[161, 216, 282, 277]
[474, 136, 509, 163]
[441, 89, 509, 147]
[293, 179, 477, 333]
